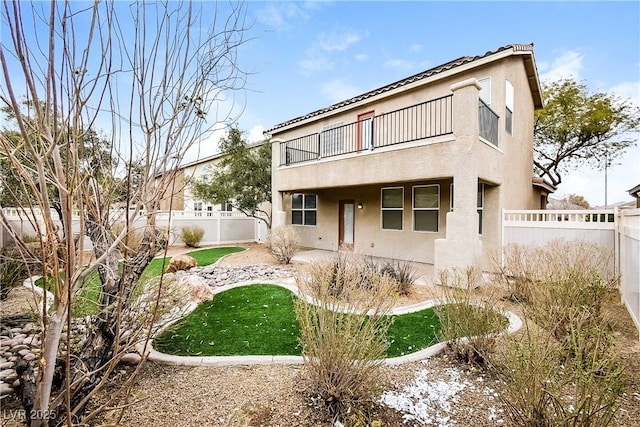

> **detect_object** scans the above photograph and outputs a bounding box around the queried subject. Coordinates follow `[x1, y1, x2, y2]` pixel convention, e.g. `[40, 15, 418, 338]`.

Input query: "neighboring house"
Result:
[266, 43, 553, 277]
[628, 183, 640, 208]
[158, 141, 268, 216]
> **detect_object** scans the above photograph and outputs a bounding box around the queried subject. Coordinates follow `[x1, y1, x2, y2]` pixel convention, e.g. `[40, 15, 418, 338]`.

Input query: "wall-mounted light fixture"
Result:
[357, 203, 363, 209]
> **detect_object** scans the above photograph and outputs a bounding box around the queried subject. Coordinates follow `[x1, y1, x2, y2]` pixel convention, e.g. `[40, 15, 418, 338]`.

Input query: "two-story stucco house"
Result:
[266, 43, 554, 278]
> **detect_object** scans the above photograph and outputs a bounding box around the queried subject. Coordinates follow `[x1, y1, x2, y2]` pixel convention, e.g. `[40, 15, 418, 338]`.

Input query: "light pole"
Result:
[604, 151, 608, 208]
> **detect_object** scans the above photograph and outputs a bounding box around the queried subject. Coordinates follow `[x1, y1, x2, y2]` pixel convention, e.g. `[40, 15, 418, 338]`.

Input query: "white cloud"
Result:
[539, 50, 584, 82]
[555, 144, 640, 207]
[409, 43, 423, 54]
[254, 2, 310, 31]
[298, 30, 365, 75]
[610, 81, 640, 107]
[182, 125, 227, 164]
[298, 55, 333, 75]
[247, 124, 265, 143]
[316, 31, 362, 52]
[321, 79, 361, 103]
[383, 58, 415, 72]
[355, 53, 369, 62]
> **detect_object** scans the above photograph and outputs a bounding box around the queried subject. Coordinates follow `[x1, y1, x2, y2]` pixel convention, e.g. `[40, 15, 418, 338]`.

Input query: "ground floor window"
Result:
[381, 187, 403, 230]
[477, 183, 484, 234]
[292, 193, 317, 226]
[413, 185, 439, 232]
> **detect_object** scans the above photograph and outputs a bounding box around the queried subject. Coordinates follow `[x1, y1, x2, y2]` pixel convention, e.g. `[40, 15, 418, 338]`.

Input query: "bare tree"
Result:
[0, 1, 248, 425]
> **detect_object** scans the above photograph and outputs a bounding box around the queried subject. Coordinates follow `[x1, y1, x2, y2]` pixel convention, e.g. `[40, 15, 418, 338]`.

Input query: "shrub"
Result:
[435, 267, 505, 367]
[295, 255, 398, 425]
[0, 246, 40, 300]
[495, 239, 624, 427]
[266, 225, 298, 264]
[498, 239, 616, 303]
[179, 225, 205, 248]
[111, 222, 145, 254]
[379, 259, 418, 296]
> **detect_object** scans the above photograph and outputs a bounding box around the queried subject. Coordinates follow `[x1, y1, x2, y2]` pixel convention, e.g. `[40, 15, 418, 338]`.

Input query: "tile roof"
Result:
[266, 43, 537, 134]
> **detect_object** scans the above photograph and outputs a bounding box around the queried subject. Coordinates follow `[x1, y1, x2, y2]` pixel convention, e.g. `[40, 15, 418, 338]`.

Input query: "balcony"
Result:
[280, 95, 453, 166]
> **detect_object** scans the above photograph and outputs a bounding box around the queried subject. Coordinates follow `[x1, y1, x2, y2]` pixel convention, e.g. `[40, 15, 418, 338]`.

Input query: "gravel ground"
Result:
[2, 243, 639, 426]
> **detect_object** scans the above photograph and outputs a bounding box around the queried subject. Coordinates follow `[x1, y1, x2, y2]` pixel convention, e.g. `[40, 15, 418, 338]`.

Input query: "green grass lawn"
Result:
[36, 246, 243, 318]
[153, 284, 446, 358]
[153, 284, 300, 356]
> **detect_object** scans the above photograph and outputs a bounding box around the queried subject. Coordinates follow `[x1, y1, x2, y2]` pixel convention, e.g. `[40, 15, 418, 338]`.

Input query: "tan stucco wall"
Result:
[272, 51, 541, 269]
[285, 180, 452, 264]
[158, 169, 185, 211]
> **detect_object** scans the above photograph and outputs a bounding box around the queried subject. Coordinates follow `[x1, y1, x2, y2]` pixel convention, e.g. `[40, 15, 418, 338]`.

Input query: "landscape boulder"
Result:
[177, 274, 214, 304]
[165, 254, 197, 273]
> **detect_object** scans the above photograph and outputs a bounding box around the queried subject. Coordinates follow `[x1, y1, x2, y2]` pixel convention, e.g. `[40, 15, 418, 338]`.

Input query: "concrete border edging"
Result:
[141, 281, 524, 367]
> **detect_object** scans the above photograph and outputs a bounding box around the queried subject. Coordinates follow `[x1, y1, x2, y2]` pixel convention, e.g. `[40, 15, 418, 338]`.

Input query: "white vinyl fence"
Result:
[503, 208, 640, 338]
[618, 209, 640, 338]
[156, 210, 268, 246]
[0, 208, 268, 249]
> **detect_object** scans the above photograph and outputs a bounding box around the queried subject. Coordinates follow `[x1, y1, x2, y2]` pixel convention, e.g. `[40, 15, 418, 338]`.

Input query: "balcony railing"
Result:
[478, 98, 499, 146]
[281, 95, 453, 166]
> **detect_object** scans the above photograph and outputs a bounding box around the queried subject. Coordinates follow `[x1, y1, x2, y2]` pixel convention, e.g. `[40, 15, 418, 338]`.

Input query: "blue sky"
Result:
[212, 0, 639, 207]
[2, 1, 638, 206]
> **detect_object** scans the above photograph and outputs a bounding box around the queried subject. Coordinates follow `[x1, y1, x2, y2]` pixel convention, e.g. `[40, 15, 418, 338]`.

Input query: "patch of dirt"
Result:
[0, 285, 40, 318]
[3, 244, 639, 427]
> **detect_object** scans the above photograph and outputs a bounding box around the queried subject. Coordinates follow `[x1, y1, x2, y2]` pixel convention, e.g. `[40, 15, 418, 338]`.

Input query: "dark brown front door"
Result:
[339, 200, 355, 250]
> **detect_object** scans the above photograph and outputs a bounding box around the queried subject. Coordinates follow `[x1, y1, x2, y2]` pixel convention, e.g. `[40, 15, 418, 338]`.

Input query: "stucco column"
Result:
[271, 139, 287, 227]
[434, 78, 483, 283]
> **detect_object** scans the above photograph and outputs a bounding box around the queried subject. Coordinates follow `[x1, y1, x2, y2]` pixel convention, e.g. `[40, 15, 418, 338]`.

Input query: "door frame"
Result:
[357, 111, 374, 152]
[338, 199, 355, 250]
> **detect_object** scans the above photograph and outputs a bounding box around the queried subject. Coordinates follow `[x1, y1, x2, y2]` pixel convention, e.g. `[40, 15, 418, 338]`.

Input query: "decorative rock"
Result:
[0, 368, 16, 380]
[22, 323, 36, 333]
[22, 353, 37, 362]
[0, 361, 13, 369]
[0, 383, 14, 396]
[17, 349, 30, 357]
[165, 254, 198, 273]
[12, 379, 20, 388]
[120, 353, 142, 365]
[12, 344, 29, 352]
[177, 275, 214, 304]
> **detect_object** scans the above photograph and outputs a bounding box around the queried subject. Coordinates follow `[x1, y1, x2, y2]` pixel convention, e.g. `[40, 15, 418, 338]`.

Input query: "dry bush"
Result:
[179, 225, 205, 248]
[435, 267, 505, 367]
[111, 222, 145, 254]
[495, 239, 624, 427]
[295, 254, 398, 425]
[378, 259, 418, 296]
[496, 318, 624, 427]
[498, 239, 616, 303]
[266, 225, 299, 264]
[495, 322, 566, 426]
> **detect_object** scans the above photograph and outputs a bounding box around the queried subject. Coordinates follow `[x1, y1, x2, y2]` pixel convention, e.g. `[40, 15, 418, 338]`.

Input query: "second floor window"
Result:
[381, 187, 403, 230]
[292, 193, 317, 226]
[505, 80, 514, 135]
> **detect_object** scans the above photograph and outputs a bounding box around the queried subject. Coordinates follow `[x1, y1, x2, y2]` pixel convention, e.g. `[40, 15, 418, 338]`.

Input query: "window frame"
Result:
[381, 187, 404, 231]
[357, 111, 374, 152]
[291, 193, 317, 226]
[412, 184, 440, 233]
[477, 183, 484, 235]
[478, 76, 491, 106]
[505, 80, 514, 135]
